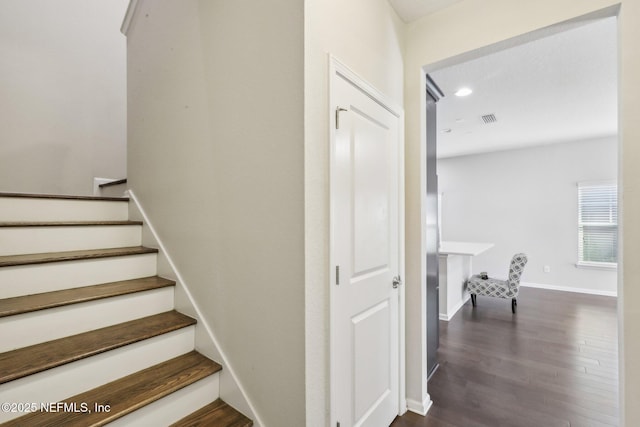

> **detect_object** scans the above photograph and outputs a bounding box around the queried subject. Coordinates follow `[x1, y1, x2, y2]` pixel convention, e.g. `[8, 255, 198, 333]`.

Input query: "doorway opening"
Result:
[404, 13, 620, 427]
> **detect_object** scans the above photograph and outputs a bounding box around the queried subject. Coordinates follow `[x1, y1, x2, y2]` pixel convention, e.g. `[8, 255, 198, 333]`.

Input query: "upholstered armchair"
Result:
[466, 253, 528, 313]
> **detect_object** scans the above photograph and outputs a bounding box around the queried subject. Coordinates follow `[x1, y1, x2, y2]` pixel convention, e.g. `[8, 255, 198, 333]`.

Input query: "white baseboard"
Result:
[407, 394, 433, 416]
[521, 281, 617, 297]
[128, 190, 264, 427]
[121, 0, 140, 36]
[439, 294, 471, 321]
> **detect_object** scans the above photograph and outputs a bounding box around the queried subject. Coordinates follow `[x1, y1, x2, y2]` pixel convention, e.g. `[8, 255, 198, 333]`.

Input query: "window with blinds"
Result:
[578, 181, 618, 267]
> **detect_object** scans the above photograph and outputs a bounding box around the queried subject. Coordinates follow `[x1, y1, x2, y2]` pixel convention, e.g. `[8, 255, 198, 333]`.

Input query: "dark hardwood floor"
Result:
[392, 287, 619, 427]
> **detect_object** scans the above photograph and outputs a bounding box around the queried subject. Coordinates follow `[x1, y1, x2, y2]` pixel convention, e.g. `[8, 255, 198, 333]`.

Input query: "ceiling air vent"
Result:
[481, 113, 497, 124]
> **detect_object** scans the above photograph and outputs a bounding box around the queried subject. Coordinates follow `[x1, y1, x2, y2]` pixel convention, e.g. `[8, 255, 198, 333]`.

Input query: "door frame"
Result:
[409, 6, 623, 422]
[328, 55, 407, 424]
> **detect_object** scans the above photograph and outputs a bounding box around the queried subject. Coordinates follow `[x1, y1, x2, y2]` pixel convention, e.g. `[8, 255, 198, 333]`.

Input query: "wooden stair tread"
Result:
[0, 276, 175, 318]
[0, 220, 142, 227]
[0, 246, 158, 267]
[171, 399, 253, 427]
[3, 351, 221, 427]
[0, 311, 195, 384]
[0, 192, 128, 202]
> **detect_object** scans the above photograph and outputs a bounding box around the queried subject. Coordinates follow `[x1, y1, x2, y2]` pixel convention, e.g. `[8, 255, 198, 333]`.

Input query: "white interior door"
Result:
[331, 69, 401, 427]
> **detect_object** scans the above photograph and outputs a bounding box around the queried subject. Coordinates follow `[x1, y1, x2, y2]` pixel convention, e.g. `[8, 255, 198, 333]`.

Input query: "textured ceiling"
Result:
[429, 17, 618, 159]
[388, 0, 462, 22]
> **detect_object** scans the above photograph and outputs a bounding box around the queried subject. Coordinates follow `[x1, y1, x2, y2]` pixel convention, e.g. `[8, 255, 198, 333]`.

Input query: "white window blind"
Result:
[578, 182, 617, 266]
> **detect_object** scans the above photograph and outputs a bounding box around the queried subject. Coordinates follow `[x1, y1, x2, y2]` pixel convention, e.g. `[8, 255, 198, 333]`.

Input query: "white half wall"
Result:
[438, 137, 618, 294]
[0, 0, 128, 195]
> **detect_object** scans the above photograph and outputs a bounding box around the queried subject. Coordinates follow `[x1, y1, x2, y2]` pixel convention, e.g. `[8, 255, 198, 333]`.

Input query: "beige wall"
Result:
[619, 1, 640, 422]
[0, 0, 127, 195]
[126, 1, 304, 426]
[304, 0, 405, 424]
[405, 0, 639, 423]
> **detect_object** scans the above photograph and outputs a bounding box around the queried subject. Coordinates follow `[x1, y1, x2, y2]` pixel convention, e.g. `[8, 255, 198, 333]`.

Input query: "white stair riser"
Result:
[0, 198, 128, 222]
[0, 254, 157, 298]
[98, 185, 128, 199]
[108, 375, 220, 427]
[0, 225, 142, 256]
[0, 288, 174, 352]
[0, 327, 196, 423]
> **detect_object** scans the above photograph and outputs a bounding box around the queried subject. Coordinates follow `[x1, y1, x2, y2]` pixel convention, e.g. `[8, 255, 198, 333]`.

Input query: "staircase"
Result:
[0, 192, 252, 427]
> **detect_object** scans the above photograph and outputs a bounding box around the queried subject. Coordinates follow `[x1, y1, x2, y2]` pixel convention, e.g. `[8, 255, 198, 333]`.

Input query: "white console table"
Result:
[438, 241, 494, 321]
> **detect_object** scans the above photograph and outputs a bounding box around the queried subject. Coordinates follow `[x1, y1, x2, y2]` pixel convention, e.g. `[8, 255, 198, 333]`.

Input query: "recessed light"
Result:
[441, 128, 452, 133]
[454, 87, 473, 97]
[455, 118, 465, 123]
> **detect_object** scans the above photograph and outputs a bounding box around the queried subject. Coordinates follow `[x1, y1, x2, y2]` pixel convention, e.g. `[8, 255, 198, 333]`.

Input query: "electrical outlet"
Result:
[543, 265, 551, 273]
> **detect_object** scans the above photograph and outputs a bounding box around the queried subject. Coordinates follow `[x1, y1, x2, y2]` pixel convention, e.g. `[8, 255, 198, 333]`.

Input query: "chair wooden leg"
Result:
[512, 298, 517, 313]
[471, 294, 476, 307]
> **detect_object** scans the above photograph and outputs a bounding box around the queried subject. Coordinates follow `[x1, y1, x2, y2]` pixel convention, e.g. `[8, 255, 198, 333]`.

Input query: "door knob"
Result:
[392, 275, 402, 289]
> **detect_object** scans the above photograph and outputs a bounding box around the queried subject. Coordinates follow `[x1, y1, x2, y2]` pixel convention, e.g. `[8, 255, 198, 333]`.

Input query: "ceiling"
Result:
[388, 0, 462, 22]
[428, 17, 618, 159]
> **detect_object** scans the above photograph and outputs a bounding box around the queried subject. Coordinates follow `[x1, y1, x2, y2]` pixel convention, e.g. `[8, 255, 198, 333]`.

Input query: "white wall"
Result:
[404, 1, 640, 424]
[0, 0, 127, 195]
[304, 0, 405, 424]
[438, 137, 617, 294]
[126, 1, 304, 426]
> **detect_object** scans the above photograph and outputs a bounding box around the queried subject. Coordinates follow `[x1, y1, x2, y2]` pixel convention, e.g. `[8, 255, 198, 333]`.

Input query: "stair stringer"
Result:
[127, 189, 264, 427]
